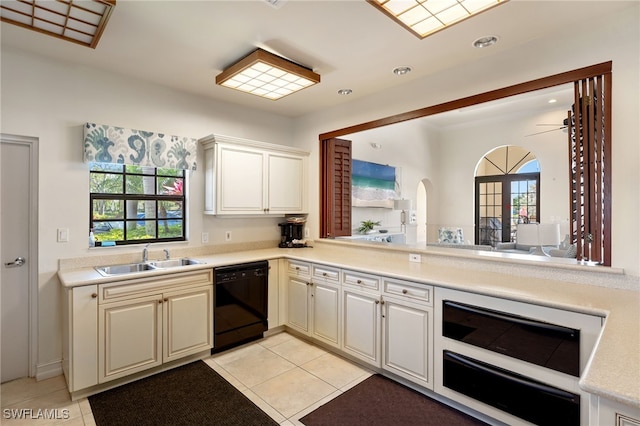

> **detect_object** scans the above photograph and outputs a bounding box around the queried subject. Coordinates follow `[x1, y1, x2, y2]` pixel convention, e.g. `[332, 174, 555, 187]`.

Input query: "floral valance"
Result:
[83, 123, 197, 170]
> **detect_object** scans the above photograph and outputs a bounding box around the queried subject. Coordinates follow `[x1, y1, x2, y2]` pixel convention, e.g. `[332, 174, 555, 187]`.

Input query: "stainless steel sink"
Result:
[148, 258, 203, 268]
[95, 258, 204, 277]
[95, 262, 158, 276]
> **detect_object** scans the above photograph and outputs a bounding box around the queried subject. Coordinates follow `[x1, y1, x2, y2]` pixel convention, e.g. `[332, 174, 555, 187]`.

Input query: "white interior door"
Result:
[1, 135, 37, 383]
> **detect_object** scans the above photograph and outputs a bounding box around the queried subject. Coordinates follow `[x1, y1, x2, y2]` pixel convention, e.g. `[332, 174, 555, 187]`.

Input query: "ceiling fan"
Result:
[525, 118, 569, 137]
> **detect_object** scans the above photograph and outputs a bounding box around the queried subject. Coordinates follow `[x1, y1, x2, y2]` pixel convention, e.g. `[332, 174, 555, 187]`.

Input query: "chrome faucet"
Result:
[163, 248, 170, 260]
[142, 243, 150, 262]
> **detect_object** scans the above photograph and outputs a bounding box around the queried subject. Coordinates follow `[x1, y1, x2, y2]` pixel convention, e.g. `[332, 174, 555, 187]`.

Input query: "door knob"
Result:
[4, 257, 26, 267]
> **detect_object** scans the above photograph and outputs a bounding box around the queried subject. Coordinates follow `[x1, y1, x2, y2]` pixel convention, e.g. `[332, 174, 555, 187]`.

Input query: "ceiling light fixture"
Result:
[393, 66, 412, 76]
[367, 0, 508, 40]
[473, 35, 498, 48]
[337, 89, 353, 95]
[215, 48, 320, 100]
[0, 0, 116, 49]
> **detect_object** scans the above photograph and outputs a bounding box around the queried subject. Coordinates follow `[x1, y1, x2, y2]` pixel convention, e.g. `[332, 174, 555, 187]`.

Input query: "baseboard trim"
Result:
[36, 359, 63, 381]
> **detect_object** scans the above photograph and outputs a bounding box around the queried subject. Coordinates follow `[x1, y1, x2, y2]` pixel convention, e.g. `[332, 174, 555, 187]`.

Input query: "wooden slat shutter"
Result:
[568, 73, 611, 265]
[320, 138, 352, 238]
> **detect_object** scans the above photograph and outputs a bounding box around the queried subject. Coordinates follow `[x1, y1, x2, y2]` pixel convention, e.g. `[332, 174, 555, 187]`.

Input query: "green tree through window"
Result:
[89, 164, 186, 246]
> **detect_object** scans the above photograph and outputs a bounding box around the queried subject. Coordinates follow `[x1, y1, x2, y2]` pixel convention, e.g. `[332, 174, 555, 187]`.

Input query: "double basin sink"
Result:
[95, 258, 204, 277]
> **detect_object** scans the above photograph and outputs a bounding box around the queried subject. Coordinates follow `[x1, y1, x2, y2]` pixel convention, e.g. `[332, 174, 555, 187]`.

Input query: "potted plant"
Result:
[357, 220, 381, 234]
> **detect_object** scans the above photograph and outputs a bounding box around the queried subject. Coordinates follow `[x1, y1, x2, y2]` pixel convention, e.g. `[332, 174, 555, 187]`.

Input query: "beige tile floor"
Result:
[1, 332, 373, 425]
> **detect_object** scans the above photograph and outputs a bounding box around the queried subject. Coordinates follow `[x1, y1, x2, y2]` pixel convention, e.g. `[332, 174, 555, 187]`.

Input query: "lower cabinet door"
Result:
[98, 294, 162, 383]
[310, 282, 340, 348]
[383, 297, 432, 388]
[287, 276, 310, 333]
[163, 286, 213, 362]
[342, 288, 381, 366]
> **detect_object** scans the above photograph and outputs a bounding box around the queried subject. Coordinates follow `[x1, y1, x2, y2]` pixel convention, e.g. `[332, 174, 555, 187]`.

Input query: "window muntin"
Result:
[90, 164, 186, 245]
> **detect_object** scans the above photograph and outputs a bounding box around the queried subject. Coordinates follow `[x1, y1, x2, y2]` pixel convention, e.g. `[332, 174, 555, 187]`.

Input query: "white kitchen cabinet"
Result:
[98, 281, 212, 383]
[98, 272, 213, 383]
[342, 286, 381, 367]
[382, 296, 432, 388]
[341, 273, 433, 377]
[99, 294, 162, 382]
[199, 134, 308, 216]
[310, 265, 341, 348]
[286, 275, 311, 333]
[162, 286, 213, 362]
[286, 260, 312, 334]
[596, 397, 640, 426]
[285, 261, 341, 349]
[381, 278, 433, 388]
[62, 284, 99, 392]
[63, 269, 213, 398]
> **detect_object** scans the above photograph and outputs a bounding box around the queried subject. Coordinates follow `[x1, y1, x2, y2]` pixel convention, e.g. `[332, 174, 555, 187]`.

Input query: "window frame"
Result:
[89, 164, 187, 246]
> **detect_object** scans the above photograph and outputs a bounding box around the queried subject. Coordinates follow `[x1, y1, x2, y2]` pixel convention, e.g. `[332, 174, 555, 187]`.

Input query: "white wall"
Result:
[344, 103, 570, 246]
[294, 3, 640, 279]
[348, 120, 439, 241]
[0, 47, 296, 372]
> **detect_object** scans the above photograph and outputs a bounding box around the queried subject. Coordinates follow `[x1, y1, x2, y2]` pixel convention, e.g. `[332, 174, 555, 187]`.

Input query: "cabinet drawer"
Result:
[99, 269, 213, 303]
[312, 264, 340, 282]
[343, 270, 380, 292]
[384, 279, 432, 306]
[288, 260, 311, 277]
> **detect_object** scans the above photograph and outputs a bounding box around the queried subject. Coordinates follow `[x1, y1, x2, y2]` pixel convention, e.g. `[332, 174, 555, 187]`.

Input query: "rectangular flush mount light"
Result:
[367, 0, 508, 39]
[216, 48, 320, 100]
[0, 0, 116, 48]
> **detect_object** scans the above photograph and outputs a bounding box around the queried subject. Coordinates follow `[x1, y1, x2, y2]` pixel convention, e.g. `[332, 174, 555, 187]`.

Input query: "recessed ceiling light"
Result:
[338, 89, 353, 95]
[393, 66, 412, 76]
[473, 36, 498, 48]
[548, 99, 557, 104]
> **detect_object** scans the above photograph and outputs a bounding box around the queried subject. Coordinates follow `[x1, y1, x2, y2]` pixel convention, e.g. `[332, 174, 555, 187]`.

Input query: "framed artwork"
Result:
[352, 159, 396, 208]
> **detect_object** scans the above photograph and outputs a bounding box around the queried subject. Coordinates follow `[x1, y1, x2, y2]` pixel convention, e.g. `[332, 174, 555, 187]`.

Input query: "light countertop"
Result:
[57, 244, 640, 410]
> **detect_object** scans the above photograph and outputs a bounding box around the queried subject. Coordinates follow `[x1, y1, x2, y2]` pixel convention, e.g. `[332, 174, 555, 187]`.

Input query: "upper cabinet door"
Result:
[200, 134, 308, 216]
[267, 153, 305, 214]
[217, 144, 265, 214]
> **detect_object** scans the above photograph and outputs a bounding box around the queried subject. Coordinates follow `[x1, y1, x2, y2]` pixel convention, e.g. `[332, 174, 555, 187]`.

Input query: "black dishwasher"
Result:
[213, 260, 268, 353]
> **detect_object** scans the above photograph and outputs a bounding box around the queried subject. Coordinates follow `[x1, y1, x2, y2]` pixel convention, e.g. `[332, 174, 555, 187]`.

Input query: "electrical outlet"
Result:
[304, 228, 310, 238]
[201, 232, 209, 243]
[225, 231, 232, 242]
[409, 253, 421, 263]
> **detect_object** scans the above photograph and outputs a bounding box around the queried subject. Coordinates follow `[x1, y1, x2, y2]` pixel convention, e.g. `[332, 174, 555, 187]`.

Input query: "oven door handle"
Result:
[444, 301, 578, 338]
[444, 351, 579, 401]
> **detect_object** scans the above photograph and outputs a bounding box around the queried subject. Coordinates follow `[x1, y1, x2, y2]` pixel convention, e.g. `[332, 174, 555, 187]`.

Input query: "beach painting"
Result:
[352, 159, 396, 208]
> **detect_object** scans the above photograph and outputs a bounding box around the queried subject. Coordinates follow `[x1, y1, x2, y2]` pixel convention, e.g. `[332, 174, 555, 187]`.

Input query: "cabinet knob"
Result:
[402, 289, 408, 294]
[323, 272, 328, 276]
[164, 298, 169, 302]
[381, 300, 385, 305]
[91, 293, 98, 298]
[357, 279, 362, 284]
[375, 300, 380, 304]
[158, 300, 162, 304]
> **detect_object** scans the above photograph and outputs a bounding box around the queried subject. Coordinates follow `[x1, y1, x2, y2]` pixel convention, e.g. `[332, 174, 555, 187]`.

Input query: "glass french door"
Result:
[475, 173, 540, 247]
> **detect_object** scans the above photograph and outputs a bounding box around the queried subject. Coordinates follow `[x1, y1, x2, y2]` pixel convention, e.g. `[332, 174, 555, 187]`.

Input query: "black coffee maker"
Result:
[279, 222, 305, 248]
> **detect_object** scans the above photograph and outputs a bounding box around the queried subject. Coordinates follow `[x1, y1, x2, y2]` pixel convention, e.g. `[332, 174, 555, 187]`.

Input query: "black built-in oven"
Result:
[213, 261, 268, 353]
[442, 300, 582, 426]
[443, 300, 580, 376]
